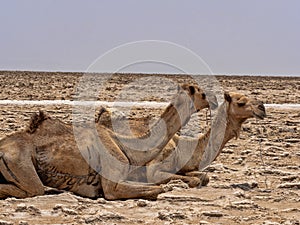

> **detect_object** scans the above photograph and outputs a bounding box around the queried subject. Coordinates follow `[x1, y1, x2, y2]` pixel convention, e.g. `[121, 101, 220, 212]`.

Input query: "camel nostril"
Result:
[258, 104, 265, 113]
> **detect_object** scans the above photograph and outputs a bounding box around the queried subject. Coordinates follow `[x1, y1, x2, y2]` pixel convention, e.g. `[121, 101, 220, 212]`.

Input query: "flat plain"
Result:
[0, 71, 299, 225]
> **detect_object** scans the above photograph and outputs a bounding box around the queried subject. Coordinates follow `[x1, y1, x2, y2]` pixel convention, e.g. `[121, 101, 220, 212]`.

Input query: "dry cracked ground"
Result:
[0, 71, 299, 225]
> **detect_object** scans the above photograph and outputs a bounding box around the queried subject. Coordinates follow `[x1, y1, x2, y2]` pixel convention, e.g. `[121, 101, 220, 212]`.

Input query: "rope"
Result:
[257, 119, 269, 189]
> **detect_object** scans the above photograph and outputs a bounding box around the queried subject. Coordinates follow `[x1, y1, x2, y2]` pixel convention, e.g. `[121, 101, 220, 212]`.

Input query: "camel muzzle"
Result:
[252, 101, 266, 119]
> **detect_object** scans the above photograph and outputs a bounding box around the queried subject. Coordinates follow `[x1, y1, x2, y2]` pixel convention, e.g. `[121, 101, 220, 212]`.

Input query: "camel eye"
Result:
[237, 102, 246, 107]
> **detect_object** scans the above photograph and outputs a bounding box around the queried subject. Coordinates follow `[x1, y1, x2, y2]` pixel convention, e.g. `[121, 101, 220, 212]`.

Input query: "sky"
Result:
[1, 0, 300, 76]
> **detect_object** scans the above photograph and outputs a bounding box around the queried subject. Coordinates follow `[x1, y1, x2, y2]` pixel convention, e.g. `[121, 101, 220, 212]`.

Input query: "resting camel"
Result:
[98, 92, 266, 187]
[145, 92, 266, 187]
[0, 84, 212, 200]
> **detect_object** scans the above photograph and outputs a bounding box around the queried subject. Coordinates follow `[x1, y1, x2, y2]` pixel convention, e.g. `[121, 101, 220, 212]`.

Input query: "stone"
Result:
[230, 181, 258, 191]
[62, 208, 78, 215]
[137, 199, 148, 207]
[15, 203, 27, 212]
[201, 210, 224, 217]
[229, 200, 258, 209]
[96, 198, 107, 204]
[18, 222, 29, 225]
[233, 190, 245, 198]
[281, 175, 298, 182]
[53, 204, 63, 211]
[222, 149, 234, 154]
[206, 163, 225, 172]
[285, 138, 300, 143]
[277, 182, 300, 189]
[0, 220, 13, 225]
[241, 149, 252, 155]
[281, 152, 290, 157]
[27, 205, 41, 216]
[158, 211, 187, 221]
[262, 221, 280, 225]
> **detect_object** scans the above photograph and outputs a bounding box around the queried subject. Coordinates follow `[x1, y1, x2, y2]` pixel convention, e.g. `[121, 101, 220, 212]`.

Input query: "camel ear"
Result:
[178, 84, 195, 95]
[224, 92, 232, 103]
[188, 85, 196, 95]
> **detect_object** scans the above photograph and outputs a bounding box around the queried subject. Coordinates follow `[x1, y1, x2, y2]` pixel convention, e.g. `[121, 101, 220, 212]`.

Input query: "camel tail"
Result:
[27, 110, 49, 133]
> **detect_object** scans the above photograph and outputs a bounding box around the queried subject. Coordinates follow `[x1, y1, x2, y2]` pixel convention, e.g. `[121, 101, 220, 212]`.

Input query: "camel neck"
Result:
[114, 101, 193, 166]
[197, 103, 244, 170]
[223, 114, 244, 145]
[139, 103, 188, 150]
[211, 115, 243, 153]
[197, 128, 211, 150]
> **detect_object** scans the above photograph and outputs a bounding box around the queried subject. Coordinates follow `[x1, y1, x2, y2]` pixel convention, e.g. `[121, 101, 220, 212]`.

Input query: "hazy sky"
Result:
[1, 0, 300, 75]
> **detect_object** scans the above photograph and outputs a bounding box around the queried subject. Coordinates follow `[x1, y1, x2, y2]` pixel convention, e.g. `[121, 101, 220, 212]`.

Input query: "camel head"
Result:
[175, 84, 218, 114]
[224, 92, 266, 122]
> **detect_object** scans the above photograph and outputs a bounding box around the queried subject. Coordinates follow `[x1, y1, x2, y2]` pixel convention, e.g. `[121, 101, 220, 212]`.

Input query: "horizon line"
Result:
[0, 69, 299, 78]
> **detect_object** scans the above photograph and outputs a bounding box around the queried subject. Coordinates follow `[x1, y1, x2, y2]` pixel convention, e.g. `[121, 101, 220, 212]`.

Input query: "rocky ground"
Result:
[0, 71, 299, 225]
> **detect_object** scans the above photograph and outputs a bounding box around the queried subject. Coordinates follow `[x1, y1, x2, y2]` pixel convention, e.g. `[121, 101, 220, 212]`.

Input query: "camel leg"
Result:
[100, 157, 165, 200]
[0, 184, 28, 198]
[147, 168, 201, 188]
[101, 178, 164, 200]
[185, 171, 210, 186]
[146, 157, 201, 188]
[0, 148, 44, 198]
[93, 131, 165, 200]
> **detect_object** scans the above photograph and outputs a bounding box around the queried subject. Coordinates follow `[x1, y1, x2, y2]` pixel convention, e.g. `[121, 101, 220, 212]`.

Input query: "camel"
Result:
[98, 92, 266, 187]
[145, 92, 267, 187]
[0, 84, 212, 200]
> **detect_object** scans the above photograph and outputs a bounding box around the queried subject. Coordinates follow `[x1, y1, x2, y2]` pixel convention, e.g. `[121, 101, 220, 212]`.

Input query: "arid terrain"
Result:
[0, 71, 299, 225]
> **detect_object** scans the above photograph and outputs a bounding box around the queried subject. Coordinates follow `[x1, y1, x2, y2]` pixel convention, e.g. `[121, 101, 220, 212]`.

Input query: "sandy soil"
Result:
[0, 71, 299, 225]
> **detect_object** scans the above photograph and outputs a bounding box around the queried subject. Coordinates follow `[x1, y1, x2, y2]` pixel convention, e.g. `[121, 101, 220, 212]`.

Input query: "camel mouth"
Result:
[253, 111, 266, 120]
[251, 101, 266, 120]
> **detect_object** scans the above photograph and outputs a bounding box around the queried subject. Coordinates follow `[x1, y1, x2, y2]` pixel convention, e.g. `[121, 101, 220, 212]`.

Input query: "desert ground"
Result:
[0, 71, 299, 225]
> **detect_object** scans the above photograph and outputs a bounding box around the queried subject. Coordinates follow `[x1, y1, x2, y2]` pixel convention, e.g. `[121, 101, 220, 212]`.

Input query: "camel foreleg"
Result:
[101, 178, 164, 200]
[0, 150, 44, 199]
[147, 167, 201, 188]
[146, 157, 201, 188]
[184, 171, 210, 186]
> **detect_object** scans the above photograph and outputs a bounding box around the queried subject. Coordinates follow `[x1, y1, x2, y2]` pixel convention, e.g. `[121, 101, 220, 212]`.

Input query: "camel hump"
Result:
[27, 110, 49, 133]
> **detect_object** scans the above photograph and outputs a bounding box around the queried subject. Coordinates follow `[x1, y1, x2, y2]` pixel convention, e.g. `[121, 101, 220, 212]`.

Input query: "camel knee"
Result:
[0, 184, 42, 199]
[199, 174, 210, 186]
[185, 171, 210, 187]
[27, 186, 44, 197]
[104, 192, 119, 200]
